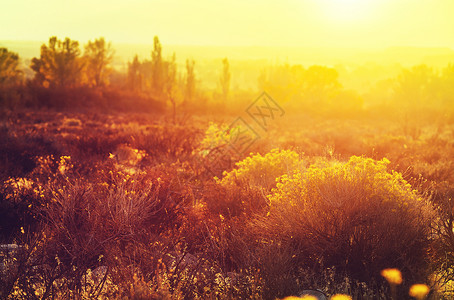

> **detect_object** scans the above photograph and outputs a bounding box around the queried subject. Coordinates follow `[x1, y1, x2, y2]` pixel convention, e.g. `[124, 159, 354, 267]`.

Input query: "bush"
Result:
[196, 122, 266, 178]
[254, 156, 436, 296]
[217, 148, 302, 192]
[129, 123, 200, 163]
[202, 149, 301, 221]
[431, 181, 454, 292]
[2, 157, 195, 298]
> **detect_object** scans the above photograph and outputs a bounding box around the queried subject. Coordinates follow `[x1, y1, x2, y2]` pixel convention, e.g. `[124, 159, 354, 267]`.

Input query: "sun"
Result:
[319, 0, 378, 23]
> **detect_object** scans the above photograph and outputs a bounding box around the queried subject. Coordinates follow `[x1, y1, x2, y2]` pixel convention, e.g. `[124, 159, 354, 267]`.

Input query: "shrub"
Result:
[217, 148, 302, 192]
[255, 156, 436, 295]
[0, 124, 58, 181]
[0, 177, 40, 244]
[2, 158, 196, 299]
[204, 149, 302, 219]
[430, 181, 454, 293]
[129, 123, 200, 163]
[198, 122, 231, 155]
[196, 122, 264, 177]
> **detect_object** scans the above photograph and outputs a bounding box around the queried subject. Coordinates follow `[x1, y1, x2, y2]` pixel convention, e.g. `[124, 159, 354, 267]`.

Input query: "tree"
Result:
[394, 64, 437, 108]
[258, 64, 303, 104]
[302, 65, 341, 105]
[163, 53, 178, 122]
[0, 48, 23, 86]
[127, 55, 142, 92]
[219, 57, 231, 101]
[258, 64, 340, 107]
[185, 59, 195, 104]
[84, 37, 114, 87]
[439, 64, 454, 106]
[151, 36, 164, 98]
[31, 37, 83, 88]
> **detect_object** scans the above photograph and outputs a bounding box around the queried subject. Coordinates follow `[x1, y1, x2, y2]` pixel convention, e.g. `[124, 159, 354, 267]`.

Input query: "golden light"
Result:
[319, 0, 380, 23]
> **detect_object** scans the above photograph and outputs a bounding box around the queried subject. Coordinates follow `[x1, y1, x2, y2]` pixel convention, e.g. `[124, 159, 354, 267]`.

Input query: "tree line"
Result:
[2, 36, 454, 114]
[0, 36, 231, 116]
[258, 62, 454, 113]
[29, 37, 113, 88]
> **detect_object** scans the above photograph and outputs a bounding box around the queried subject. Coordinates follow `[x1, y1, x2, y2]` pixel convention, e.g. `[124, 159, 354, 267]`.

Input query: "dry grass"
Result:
[0, 110, 452, 299]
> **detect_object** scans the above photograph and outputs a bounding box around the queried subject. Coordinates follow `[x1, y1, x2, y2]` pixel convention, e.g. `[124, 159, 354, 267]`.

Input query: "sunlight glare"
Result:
[320, 0, 378, 23]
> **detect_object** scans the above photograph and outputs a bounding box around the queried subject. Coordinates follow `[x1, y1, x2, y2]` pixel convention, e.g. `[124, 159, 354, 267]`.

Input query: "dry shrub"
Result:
[0, 124, 59, 181]
[38, 183, 103, 295]
[0, 177, 42, 243]
[22, 84, 166, 113]
[253, 156, 436, 296]
[195, 122, 270, 178]
[431, 181, 454, 292]
[67, 128, 130, 159]
[98, 172, 184, 238]
[129, 124, 200, 162]
[202, 181, 266, 220]
[6, 162, 193, 299]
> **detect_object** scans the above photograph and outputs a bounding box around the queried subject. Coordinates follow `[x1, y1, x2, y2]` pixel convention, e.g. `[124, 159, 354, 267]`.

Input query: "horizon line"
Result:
[1, 39, 454, 51]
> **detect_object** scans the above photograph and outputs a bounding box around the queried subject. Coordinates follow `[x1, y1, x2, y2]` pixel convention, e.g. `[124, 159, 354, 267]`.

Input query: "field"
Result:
[1, 30, 454, 299]
[1, 100, 453, 299]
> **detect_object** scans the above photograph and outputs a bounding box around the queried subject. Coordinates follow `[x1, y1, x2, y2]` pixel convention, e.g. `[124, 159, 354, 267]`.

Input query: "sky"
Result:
[1, 0, 454, 49]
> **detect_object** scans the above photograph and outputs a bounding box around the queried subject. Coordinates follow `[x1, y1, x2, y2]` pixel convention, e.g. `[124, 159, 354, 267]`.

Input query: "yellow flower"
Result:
[331, 295, 352, 300]
[300, 296, 318, 300]
[282, 296, 317, 300]
[381, 268, 402, 285]
[409, 284, 430, 299]
[219, 148, 301, 190]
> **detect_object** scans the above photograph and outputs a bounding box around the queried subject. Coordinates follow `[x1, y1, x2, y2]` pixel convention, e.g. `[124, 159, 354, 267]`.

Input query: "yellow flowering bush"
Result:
[269, 156, 419, 209]
[218, 148, 302, 191]
[282, 296, 317, 300]
[257, 156, 436, 285]
[330, 295, 352, 300]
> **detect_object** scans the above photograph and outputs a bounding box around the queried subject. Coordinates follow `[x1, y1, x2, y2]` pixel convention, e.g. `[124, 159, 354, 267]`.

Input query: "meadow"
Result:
[1, 37, 454, 299]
